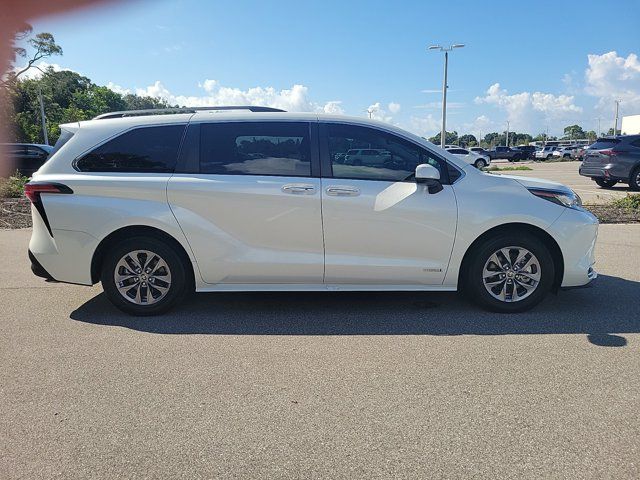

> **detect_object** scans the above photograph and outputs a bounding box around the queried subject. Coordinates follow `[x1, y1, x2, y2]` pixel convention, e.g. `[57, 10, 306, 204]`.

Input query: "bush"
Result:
[0, 171, 29, 198]
[611, 194, 640, 211]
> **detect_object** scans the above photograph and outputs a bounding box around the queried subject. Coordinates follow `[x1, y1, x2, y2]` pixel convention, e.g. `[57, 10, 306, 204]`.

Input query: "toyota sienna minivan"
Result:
[26, 106, 598, 315]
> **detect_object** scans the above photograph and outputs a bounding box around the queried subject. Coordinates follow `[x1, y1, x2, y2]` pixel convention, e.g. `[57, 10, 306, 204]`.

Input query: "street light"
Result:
[428, 44, 465, 148]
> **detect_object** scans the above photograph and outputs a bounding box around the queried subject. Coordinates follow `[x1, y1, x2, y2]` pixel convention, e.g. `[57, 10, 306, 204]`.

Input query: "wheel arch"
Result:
[458, 223, 564, 292]
[90, 225, 195, 286]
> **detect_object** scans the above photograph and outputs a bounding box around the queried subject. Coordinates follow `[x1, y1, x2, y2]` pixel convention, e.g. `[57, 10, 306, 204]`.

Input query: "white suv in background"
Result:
[27, 106, 598, 315]
[445, 147, 490, 169]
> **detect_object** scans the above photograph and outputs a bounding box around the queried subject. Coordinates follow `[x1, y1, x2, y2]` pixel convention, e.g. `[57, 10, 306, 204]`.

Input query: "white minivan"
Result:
[26, 107, 598, 315]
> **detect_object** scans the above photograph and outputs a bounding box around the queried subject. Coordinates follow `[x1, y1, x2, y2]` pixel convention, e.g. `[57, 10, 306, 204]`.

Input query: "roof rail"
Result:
[93, 105, 286, 120]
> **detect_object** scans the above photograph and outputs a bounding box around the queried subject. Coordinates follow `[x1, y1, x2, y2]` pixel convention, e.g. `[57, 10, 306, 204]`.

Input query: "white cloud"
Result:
[322, 101, 345, 115]
[135, 79, 342, 114]
[366, 102, 399, 123]
[414, 101, 465, 110]
[388, 102, 401, 114]
[11, 61, 75, 80]
[475, 83, 582, 132]
[407, 114, 440, 138]
[585, 51, 640, 112]
[106, 82, 131, 95]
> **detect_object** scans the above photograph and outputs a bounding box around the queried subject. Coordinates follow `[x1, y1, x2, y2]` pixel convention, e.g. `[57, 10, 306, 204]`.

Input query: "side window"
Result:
[199, 122, 311, 177]
[327, 124, 446, 182]
[76, 125, 185, 173]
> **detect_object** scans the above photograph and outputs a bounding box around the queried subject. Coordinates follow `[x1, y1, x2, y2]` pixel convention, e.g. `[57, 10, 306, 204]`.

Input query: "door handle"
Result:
[326, 186, 360, 197]
[282, 183, 316, 195]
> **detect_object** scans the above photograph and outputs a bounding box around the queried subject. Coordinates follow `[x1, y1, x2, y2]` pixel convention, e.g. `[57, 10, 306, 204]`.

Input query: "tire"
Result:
[474, 159, 486, 169]
[463, 233, 555, 313]
[595, 178, 617, 189]
[630, 166, 640, 191]
[101, 236, 191, 316]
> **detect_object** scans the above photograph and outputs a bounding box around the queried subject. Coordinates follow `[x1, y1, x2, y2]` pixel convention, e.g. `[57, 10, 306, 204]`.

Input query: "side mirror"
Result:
[415, 164, 443, 194]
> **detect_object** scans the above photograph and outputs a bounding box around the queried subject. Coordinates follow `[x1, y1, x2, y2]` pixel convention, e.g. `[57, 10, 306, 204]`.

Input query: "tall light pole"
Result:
[505, 120, 510, 147]
[37, 84, 49, 146]
[613, 100, 620, 138]
[428, 43, 465, 148]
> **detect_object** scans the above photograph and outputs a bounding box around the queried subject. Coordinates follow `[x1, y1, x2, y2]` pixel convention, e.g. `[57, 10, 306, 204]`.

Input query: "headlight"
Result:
[528, 188, 582, 209]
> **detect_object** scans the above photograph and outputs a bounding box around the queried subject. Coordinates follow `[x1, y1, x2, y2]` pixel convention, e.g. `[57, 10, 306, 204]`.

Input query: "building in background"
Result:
[621, 115, 640, 135]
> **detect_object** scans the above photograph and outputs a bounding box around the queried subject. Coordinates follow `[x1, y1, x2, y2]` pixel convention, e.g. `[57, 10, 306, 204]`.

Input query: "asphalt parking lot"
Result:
[1, 226, 639, 479]
[492, 159, 636, 204]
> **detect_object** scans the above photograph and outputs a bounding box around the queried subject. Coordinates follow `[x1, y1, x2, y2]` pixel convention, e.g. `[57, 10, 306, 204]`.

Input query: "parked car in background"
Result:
[2, 143, 53, 176]
[26, 106, 598, 316]
[552, 146, 579, 159]
[445, 147, 490, 169]
[575, 145, 591, 161]
[486, 146, 528, 162]
[535, 146, 557, 160]
[513, 145, 536, 159]
[579, 135, 640, 190]
[344, 148, 392, 166]
[469, 146, 491, 157]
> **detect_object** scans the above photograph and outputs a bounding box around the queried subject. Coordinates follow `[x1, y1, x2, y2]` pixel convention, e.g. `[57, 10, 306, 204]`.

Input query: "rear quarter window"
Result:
[76, 125, 186, 173]
[590, 138, 621, 150]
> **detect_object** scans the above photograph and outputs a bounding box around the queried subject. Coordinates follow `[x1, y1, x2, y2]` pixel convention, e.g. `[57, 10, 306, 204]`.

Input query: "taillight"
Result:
[24, 182, 73, 204]
[24, 182, 73, 237]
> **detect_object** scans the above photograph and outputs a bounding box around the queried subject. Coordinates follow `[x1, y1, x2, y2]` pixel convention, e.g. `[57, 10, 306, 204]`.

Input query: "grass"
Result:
[0, 171, 29, 198]
[584, 194, 640, 224]
[611, 194, 640, 211]
[483, 165, 533, 172]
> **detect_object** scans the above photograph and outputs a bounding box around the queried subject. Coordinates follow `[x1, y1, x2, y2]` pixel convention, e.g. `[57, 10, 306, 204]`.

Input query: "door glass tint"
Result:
[76, 125, 185, 172]
[328, 124, 445, 182]
[200, 122, 311, 176]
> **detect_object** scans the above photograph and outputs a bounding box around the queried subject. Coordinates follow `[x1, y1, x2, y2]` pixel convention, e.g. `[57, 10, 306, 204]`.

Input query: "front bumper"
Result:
[548, 207, 599, 288]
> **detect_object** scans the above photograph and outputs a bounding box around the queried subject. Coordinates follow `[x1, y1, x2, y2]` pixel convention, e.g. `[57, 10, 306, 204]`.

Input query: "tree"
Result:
[562, 124, 586, 140]
[606, 127, 621, 136]
[428, 131, 458, 145]
[2, 25, 62, 87]
[458, 134, 477, 147]
[9, 69, 171, 144]
[585, 130, 597, 141]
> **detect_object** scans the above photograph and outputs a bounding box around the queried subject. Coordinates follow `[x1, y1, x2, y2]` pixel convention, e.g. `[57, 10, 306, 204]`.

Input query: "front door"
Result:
[320, 123, 458, 285]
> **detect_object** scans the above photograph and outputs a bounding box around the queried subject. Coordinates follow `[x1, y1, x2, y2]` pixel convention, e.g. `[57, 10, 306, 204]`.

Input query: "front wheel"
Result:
[474, 159, 487, 169]
[630, 166, 640, 191]
[101, 236, 191, 316]
[595, 178, 617, 189]
[463, 233, 555, 313]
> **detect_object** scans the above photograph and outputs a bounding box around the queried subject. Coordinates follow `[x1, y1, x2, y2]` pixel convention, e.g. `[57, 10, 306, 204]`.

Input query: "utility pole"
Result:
[613, 100, 620, 138]
[37, 85, 49, 146]
[505, 120, 510, 147]
[596, 117, 601, 137]
[428, 43, 465, 148]
[366, 109, 373, 119]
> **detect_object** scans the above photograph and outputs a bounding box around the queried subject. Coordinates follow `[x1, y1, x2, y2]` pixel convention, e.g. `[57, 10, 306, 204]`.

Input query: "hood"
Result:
[497, 174, 572, 193]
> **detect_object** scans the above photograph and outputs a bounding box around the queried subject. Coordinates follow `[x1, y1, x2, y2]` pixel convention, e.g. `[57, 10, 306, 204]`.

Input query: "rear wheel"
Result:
[101, 236, 190, 316]
[630, 166, 640, 191]
[474, 159, 487, 169]
[595, 178, 617, 189]
[463, 233, 555, 313]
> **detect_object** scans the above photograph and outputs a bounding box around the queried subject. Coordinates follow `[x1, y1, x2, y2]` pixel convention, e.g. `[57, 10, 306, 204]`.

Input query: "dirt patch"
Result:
[584, 204, 640, 224]
[0, 197, 31, 229]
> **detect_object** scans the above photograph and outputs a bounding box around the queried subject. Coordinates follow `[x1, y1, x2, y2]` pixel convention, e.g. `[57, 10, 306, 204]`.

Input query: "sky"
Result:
[19, 0, 640, 139]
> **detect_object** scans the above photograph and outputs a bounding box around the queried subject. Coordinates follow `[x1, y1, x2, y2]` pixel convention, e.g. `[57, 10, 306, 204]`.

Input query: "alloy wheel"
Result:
[114, 250, 172, 305]
[482, 246, 541, 302]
